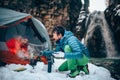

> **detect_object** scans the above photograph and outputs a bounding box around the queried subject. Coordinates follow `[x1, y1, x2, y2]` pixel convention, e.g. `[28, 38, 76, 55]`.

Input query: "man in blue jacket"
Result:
[44, 26, 90, 78]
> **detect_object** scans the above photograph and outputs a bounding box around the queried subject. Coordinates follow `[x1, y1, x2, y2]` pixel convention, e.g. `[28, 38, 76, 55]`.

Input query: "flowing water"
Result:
[78, 11, 119, 58]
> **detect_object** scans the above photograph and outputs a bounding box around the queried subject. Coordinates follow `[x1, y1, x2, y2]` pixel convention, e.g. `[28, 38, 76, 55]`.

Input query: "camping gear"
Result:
[28, 43, 54, 73]
[14, 67, 27, 72]
[0, 8, 53, 72]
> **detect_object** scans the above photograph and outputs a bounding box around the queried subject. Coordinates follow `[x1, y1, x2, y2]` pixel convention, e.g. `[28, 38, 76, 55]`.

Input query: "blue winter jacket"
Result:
[55, 31, 90, 59]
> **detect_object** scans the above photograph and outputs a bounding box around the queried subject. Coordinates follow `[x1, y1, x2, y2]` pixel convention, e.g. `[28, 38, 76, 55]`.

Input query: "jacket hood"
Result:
[60, 31, 74, 44]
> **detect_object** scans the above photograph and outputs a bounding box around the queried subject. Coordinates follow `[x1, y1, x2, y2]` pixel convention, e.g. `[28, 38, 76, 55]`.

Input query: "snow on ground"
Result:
[0, 59, 115, 80]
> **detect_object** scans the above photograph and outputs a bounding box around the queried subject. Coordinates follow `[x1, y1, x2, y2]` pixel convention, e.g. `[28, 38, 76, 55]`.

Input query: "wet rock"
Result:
[76, 1, 120, 58]
[90, 58, 120, 80]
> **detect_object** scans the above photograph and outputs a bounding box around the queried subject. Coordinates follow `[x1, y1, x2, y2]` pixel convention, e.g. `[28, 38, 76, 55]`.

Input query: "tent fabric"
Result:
[0, 16, 32, 28]
[31, 18, 51, 49]
[0, 42, 8, 50]
[0, 8, 31, 26]
[0, 8, 51, 49]
[0, 51, 30, 65]
[0, 8, 51, 65]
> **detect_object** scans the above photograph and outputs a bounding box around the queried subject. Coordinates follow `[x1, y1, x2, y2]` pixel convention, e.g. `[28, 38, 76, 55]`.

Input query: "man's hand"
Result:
[17, 50, 30, 60]
[42, 50, 54, 57]
[53, 51, 65, 58]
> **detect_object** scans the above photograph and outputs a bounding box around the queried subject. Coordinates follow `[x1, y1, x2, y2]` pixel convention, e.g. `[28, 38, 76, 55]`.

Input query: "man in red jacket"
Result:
[6, 36, 30, 60]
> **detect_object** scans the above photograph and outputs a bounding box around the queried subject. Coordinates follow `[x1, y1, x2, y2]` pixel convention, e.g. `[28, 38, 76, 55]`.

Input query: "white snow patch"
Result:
[0, 59, 116, 80]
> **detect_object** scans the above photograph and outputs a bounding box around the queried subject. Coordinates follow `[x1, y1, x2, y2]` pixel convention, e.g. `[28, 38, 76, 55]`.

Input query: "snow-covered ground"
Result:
[0, 59, 115, 80]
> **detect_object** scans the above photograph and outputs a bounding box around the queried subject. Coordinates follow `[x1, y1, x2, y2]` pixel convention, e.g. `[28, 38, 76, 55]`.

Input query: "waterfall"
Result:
[84, 11, 118, 58]
[100, 12, 118, 57]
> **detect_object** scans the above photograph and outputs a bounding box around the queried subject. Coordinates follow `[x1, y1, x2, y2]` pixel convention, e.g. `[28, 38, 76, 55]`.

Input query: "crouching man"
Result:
[43, 26, 90, 78]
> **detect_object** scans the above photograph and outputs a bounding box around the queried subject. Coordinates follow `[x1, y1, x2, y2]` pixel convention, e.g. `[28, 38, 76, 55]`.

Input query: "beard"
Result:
[21, 43, 28, 48]
[56, 39, 60, 44]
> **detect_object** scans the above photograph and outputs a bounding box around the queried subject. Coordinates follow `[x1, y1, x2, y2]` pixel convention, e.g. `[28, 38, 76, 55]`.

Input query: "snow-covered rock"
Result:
[0, 59, 115, 80]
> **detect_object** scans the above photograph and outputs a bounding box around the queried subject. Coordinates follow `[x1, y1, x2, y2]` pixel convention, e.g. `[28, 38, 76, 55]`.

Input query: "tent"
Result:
[0, 8, 51, 65]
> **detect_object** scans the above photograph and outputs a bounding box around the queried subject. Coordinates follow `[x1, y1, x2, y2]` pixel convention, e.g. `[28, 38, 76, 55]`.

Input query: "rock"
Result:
[90, 58, 120, 80]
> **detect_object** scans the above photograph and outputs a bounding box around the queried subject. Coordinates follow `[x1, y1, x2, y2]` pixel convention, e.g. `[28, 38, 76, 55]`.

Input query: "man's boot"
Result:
[83, 64, 89, 74]
[77, 64, 89, 74]
[68, 69, 79, 78]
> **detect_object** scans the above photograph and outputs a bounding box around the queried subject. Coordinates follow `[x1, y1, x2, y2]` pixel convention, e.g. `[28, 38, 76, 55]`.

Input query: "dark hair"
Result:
[52, 26, 65, 36]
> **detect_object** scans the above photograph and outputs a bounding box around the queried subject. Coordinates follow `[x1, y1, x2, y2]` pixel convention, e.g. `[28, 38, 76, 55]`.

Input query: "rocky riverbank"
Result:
[90, 58, 120, 80]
